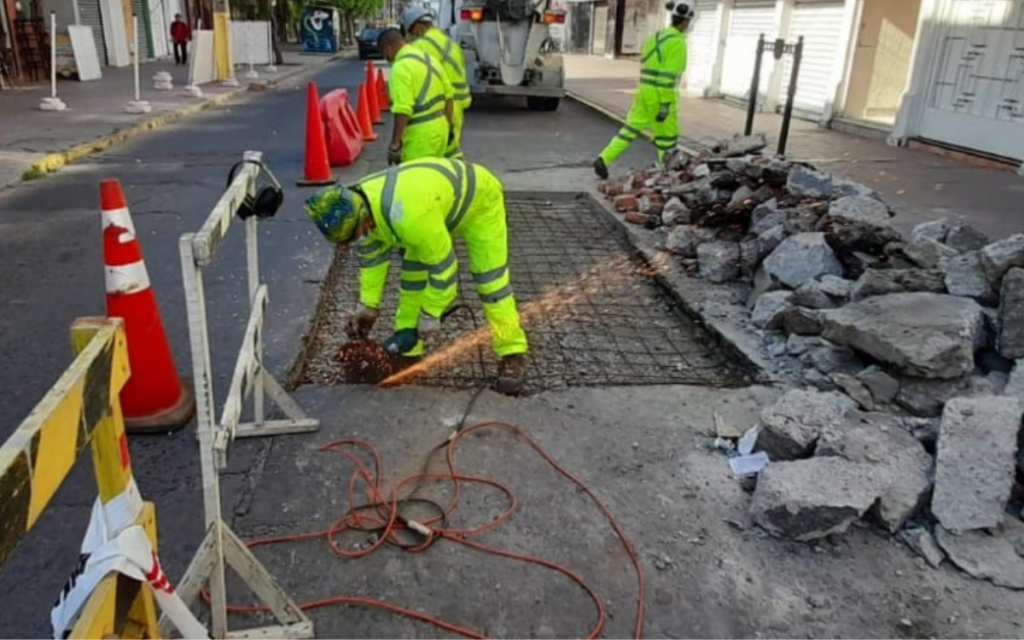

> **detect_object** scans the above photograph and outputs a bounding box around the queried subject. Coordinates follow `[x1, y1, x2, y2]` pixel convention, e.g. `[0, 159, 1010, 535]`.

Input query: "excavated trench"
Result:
[291, 193, 755, 395]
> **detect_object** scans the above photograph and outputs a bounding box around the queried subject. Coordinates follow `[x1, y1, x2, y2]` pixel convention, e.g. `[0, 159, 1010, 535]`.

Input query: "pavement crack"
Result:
[230, 439, 274, 523]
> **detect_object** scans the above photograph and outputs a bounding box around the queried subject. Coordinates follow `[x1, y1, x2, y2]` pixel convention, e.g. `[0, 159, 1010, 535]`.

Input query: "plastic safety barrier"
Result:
[0, 317, 208, 639]
[321, 88, 365, 167]
[170, 150, 319, 639]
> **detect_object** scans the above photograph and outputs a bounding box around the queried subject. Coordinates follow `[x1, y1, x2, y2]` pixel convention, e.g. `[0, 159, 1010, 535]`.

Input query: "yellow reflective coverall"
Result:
[354, 158, 529, 358]
[414, 27, 472, 159]
[599, 27, 687, 168]
[388, 44, 453, 163]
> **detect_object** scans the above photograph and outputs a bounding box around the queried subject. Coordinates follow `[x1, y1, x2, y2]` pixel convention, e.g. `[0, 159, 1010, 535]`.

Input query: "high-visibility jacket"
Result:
[389, 44, 454, 129]
[354, 158, 480, 318]
[414, 27, 471, 111]
[639, 28, 687, 106]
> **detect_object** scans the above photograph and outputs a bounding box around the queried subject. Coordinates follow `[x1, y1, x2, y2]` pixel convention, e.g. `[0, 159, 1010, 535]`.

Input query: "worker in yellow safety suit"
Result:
[378, 28, 454, 166]
[593, 2, 693, 179]
[304, 158, 530, 395]
[402, 7, 472, 159]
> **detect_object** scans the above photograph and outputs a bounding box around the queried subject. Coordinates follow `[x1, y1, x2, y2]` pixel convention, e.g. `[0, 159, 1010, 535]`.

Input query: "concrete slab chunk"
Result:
[935, 524, 1024, 589]
[932, 397, 1023, 532]
[763, 233, 844, 289]
[980, 234, 1024, 283]
[758, 389, 857, 460]
[750, 457, 886, 541]
[997, 268, 1024, 359]
[822, 293, 984, 380]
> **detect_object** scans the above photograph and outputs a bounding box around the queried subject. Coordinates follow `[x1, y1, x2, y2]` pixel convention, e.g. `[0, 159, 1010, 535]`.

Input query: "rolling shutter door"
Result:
[779, 0, 846, 114]
[684, 0, 719, 95]
[719, 0, 777, 100]
[79, 0, 109, 66]
[131, 0, 153, 59]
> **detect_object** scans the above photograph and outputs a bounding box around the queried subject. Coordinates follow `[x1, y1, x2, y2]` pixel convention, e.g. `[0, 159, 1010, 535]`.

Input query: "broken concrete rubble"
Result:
[932, 396, 1023, 532]
[945, 224, 991, 253]
[940, 252, 997, 305]
[763, 233, 844, 289]
[750, 457, 887, 542]
[895, 376, 999, 418]
[856, 367, 900, 406]
[935, 525, 1024, 590]
[697, 241, 741, 284]
[981, 234, 1024, 283]
[822, 293, 984, 380]
[911, 219, 950, 244]
[901, 239, 960, 270]
[757, 389, 857, 460]
[899, 528, 946, 569]
[782, 307, 825, 336]
[786, 166, 833, 199]
[751, 291, 794, 331]
[850, 268, 947, 301]
[998, 268, 1024, 360]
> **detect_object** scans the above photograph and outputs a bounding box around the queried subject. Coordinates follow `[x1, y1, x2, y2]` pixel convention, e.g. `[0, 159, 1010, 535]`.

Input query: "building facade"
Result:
[567, 0, 1024, 166]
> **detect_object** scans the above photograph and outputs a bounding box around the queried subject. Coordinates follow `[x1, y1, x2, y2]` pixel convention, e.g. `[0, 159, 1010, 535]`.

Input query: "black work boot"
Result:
[593, 157, 609, 180]
[494, 354, 527, 396]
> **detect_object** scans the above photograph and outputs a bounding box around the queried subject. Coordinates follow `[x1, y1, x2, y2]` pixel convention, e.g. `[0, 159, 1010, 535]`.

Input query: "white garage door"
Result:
[917, 0, 1024, 161]
[719, 0, 778, 101]
[779, 0, 847, 114]
[684, 0, 721, 95]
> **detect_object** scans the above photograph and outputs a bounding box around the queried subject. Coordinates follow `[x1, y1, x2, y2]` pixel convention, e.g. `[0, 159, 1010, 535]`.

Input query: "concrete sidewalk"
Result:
[564, 55, 1024, 240]
[0, 46, 350, 190]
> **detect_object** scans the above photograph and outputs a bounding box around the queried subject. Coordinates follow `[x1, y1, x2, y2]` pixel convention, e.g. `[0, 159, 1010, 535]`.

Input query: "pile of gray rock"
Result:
[599, 135, 1024, 589]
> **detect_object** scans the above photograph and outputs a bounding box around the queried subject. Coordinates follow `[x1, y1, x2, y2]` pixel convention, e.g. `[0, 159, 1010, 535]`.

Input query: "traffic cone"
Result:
[376, 68, 390, 112]
[101, 179, 195, 433]
[297, 81, 337, 186]
[357, 83, 379, 142]
[366, 60, 382, 124]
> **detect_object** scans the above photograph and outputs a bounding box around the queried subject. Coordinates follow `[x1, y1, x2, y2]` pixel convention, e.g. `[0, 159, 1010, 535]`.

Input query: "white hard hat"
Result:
[666, 1, 694, 20]
[401, 6, 433, 31]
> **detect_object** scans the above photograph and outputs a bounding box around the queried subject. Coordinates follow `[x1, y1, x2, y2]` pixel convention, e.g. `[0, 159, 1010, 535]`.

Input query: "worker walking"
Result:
[593, 2, 693, 179]
[305, 158, 530, 395]
[377, 28, 454, 166]
[403, 7, 472, 159]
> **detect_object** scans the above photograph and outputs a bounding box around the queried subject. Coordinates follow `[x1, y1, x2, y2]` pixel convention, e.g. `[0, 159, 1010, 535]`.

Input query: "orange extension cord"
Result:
[214, 421, 646, 639]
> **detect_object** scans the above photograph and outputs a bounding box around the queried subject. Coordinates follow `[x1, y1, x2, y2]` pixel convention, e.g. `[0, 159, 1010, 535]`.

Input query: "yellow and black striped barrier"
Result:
[0, 317, 206, 639]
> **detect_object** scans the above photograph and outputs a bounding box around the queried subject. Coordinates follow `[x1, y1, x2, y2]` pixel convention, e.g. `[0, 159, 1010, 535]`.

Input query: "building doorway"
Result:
[841, 0, 922, 127]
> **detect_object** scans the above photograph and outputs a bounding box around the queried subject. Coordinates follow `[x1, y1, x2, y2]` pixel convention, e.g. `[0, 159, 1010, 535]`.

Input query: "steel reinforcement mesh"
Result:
[296, 195, 753, 393]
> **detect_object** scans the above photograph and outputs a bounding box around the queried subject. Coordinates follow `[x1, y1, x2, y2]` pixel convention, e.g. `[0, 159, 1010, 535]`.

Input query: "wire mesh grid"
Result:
[297, 195, 754, 393]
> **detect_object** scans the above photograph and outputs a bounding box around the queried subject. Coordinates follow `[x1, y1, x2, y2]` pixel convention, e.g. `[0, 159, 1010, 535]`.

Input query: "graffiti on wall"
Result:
[300, 6, 336, 53]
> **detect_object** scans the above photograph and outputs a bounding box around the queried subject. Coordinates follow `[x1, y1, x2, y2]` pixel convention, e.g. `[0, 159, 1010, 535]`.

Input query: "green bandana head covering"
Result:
[305, 185, 364, 244]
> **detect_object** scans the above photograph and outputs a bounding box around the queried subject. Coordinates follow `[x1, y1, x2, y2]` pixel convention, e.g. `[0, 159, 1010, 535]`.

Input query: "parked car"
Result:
[357, 27, 384, 59]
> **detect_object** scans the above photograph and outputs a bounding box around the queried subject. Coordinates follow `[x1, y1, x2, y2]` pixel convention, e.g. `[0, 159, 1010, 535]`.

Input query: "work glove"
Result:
[387, 143, 402, 166]
[346, 303, 379, 340]
[656, 104, 670, 123]
[417, 311, 442, 342]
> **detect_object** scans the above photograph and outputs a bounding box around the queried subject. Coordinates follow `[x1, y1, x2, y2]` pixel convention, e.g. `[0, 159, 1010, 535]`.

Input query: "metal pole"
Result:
[778, 35, 803, 156]
[133, 14, 141, 102]
[744, 33, 764, 136]
[72, 0, 82, 25]
[49, 12, 57, 99]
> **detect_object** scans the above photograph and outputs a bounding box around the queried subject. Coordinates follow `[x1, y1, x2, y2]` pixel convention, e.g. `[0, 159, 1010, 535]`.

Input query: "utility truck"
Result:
[426, 0, 566, 111]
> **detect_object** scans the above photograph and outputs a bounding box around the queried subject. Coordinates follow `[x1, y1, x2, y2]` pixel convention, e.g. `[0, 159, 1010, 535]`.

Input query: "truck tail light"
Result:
[543, 11, 566, 24]
[461, 8, 484, 21]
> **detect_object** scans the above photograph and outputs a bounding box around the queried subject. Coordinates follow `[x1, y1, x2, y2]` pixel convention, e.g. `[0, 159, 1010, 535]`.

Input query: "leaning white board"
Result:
[230, 21, 271, 65]
[189, 30, 217, 85]
[68, 25, 103, 81]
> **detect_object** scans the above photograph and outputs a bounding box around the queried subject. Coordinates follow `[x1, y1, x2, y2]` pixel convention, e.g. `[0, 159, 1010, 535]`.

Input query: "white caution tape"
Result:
[104, 260, 151, 295]
[52, 493, 209, 639]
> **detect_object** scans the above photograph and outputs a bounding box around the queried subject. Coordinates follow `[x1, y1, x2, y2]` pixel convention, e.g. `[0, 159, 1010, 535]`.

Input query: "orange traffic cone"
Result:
[366, 60, 382, 124]
[376, 68, 390, 112]
[297, 81, 336, 186]
[357, 83, 379, 142]
[101, 179, 195, 433]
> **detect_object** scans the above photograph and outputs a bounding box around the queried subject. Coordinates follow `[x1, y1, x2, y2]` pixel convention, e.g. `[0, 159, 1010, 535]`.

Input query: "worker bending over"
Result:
[378, 28, 455, 165]
[305, 158, 530, 395]
[593, 2, 692, 179]
[403, 7, 472, 159]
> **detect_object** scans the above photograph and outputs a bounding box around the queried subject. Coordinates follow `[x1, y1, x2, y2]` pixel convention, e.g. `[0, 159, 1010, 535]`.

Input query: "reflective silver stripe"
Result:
[479, 283, 513, 304]
[413, 93, 445, 114]
[402, 259, 430, 271]
[447, 163, 476, 230]
[380, 167, 401, 241]
[432, 250, 456, 274]
[358, 240, 383, 255]
[361, 253, 391, 268]
[430, 272, 458, 289]
[409, 109, 447, 126]
[641, 68, 676, 79]
[640, 78, 675, 89]
[623, 124, 642, 136]
[454, 92, 471, 102]
[615, 134, 634, 144]
[472, 265, 507, 285]
[400, 278, 427, 291]
[452, 81, 468, 89]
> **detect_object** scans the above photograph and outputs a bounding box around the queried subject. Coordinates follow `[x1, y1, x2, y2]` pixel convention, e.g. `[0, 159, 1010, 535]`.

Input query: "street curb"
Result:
[565, 89, 702, 158]
[21, 50, 353, 183]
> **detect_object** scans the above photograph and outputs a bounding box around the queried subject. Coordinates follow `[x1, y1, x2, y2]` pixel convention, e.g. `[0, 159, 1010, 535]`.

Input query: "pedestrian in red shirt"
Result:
[170, 14, 191, 66]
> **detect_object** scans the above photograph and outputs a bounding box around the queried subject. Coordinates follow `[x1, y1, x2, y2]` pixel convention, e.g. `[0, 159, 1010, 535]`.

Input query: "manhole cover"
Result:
[295, 194, 754, 393]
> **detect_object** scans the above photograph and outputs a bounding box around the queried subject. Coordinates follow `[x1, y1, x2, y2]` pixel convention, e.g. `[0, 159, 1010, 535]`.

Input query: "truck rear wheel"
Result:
[527, 97, 560, 112]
